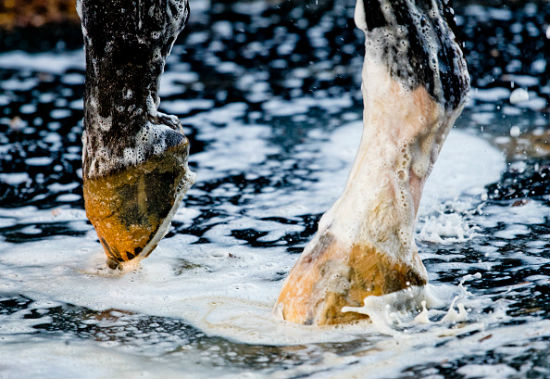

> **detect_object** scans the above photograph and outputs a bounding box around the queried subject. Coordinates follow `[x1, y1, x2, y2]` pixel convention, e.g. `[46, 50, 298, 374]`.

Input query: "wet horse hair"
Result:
[357, 0, 469, 110]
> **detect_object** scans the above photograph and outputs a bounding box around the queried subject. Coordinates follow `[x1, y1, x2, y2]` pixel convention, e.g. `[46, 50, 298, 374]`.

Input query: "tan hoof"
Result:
[83, 140, 193, 270]
[276, 232, 427, 325]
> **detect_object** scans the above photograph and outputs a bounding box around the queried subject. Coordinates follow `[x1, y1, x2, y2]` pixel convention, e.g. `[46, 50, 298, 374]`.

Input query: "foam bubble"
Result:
[509, 88, 530, 104]
[418, 212, 478, 244]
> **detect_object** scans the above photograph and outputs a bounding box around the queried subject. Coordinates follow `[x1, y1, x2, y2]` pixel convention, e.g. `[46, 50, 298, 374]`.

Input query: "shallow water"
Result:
[0, 0, 549, 378]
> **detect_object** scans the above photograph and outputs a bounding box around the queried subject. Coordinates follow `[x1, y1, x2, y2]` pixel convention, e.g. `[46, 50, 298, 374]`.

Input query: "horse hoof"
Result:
[83, 136, 194, 269]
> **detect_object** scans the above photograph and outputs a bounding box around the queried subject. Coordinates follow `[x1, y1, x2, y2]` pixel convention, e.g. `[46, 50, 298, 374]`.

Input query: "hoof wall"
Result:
[83, 142, 193, 268]
[276, 232, 427, 325]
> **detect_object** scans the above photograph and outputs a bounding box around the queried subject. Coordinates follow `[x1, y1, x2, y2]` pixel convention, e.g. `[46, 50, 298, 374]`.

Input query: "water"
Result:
[0, 0, 549, 377]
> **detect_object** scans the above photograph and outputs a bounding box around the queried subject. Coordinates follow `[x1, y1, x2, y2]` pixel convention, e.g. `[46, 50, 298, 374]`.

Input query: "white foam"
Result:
[159, 71, 199, 96]
[418, 212, 478, 244]
[509, 88, 529, 104]
[0, 172, 30, 185]
[0, 122, 505, 344]
[160, 99, 214, 114]
[0, 50, 84, 74]
[263, 94, 352, 116]
[25, 157, 54, 166]
[1, 107, 545, 378]
[320, 319, 549, 379]
[422, 130, 504, 206]
[0, 340, 219, 379]
[457, 364, 518, 379]
[1, 78, 38, 92]
[474, 87, 510, 102]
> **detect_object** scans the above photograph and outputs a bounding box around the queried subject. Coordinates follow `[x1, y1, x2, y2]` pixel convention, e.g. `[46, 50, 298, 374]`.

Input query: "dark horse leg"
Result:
[78, 0, 195, 270]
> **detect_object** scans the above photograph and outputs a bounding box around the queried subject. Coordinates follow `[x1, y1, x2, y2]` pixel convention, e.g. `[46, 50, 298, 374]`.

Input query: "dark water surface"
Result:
[0, 0, 549, 378]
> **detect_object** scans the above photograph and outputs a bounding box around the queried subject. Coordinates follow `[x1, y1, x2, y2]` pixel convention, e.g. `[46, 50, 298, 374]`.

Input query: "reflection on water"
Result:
[0, 0, 549, 378]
